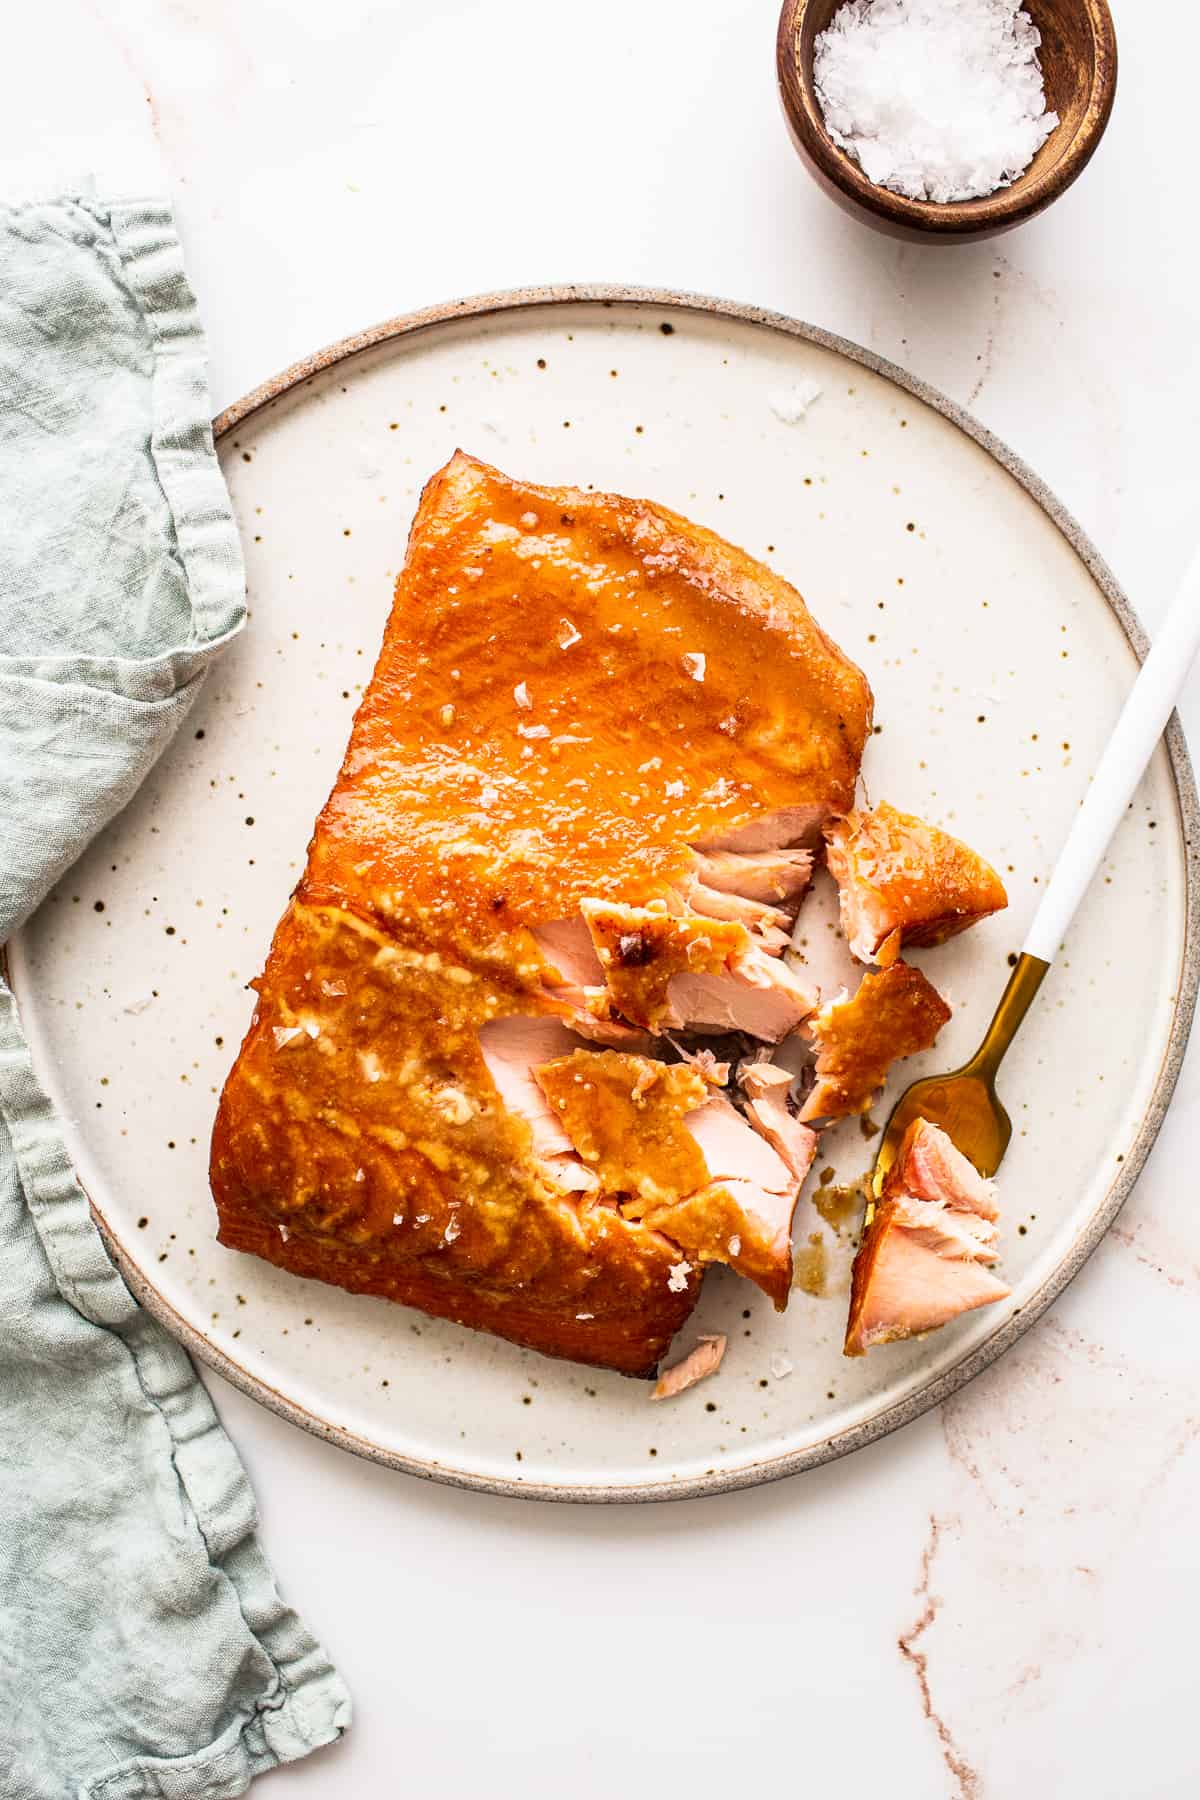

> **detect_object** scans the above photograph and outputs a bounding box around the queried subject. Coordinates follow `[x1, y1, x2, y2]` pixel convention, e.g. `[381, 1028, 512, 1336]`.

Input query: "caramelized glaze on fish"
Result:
[825, 801, 1007, 966]
[210, 452, 873, 1375]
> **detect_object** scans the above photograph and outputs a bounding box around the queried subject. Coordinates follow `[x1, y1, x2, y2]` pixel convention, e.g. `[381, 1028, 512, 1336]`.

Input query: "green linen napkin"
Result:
[0, 195, 350, 1798]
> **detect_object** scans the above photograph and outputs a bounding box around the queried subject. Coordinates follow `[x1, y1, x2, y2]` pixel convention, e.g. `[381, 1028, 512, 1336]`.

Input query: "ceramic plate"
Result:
[10, 289, 1197, 1501]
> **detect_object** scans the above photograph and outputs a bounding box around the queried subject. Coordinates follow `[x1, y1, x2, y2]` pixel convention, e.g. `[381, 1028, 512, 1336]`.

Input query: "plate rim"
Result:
[22, 283, 1200, 1503]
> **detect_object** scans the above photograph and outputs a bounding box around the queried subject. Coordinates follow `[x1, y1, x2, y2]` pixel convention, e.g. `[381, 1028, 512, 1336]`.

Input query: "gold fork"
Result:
[871, 951, 1046, 1194]
[871, 545, 1200, 1200]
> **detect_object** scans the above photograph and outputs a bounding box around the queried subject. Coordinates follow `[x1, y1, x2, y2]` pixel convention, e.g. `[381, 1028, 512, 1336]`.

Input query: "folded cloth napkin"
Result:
[0, 196, 350, 1798]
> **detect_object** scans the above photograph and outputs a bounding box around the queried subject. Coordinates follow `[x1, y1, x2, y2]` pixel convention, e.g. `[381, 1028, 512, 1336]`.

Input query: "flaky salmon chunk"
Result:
[652, 1334, 727, 1400]
[825, 801, 1007, 966]
[738, 1060, 818, 1181]
[210, 452, 872, 1376]
[535, 1052, 805, 1306]
[844, 1119, 1009, 1356]
[800, 963, 951, 1123]
[581, 901, 817, 1041]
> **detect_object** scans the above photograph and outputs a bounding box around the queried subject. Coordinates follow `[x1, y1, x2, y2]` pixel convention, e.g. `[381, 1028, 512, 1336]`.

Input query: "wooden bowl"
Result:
[776, 0, 1117, 242]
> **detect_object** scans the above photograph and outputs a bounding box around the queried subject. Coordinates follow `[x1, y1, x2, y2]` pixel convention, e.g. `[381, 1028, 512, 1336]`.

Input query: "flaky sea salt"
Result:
[813, 0, 1058, 204]
[668, 1260, 693, 1293]
[769, 379, 822, 425]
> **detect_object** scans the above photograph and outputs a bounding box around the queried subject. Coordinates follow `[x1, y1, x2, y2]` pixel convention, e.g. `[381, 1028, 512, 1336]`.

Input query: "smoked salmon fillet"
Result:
[210, 451, 873, 1375]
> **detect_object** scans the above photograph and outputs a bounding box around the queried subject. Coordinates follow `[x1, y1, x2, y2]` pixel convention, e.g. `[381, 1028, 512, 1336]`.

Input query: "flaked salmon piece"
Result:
[666, 951, 815, 1041]
[534, 1051, 709, 1205]
[691, 847, 814, 908]
[678, 878, 792, 952]
[845, 1202, 1009, 1354]
[666, 1040, 731, 1086]
[479, 1015, 583, 1157]
[539, 1153, 601, 1194]
[479, 1015, 605, 1194]
[580, 901, 745, 1028]
[652, 1333, 727, 1400]
[800, 962, 951, 1124]
[738, 1061, 819, 1182]
[892, 1195, 998, 1260]
[554, 1006, 649, 1048]
[902, 1115, 998, 1220]
[844, 1119, 1009, 1356]
[532, 916, 605, 986]
[678, 846, 813, 951]
[641, 1188, 795, 1307]
[687, 1093, 798, 1195]
[535, 1060, 802, 1306]
[825, 801, 1008, 964]
[697, 804, 829, 854]
[581, 899, 817, 1040]
[532, 916, 650, 1047]
[641, 1095, 802, 1306]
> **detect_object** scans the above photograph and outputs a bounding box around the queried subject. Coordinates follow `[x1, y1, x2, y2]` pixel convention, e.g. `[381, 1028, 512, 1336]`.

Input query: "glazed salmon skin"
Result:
[210, 452, 872, 1376]
[801, 962, 951, 1124]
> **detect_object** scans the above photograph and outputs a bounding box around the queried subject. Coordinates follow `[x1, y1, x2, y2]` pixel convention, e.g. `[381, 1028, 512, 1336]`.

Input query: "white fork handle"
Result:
[1024, 546, 1200, 964]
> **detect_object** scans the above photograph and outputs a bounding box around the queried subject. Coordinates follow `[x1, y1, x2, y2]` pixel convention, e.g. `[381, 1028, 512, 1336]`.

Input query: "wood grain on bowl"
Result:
[776, 0, 1117, 242]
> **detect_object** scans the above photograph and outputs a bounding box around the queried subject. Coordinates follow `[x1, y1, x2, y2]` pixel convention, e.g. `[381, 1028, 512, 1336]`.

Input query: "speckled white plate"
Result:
[10, 289, 1197, 1502]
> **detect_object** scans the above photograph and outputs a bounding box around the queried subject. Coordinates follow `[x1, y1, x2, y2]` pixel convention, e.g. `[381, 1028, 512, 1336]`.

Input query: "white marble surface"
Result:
[6, 1, 1200, 1793]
